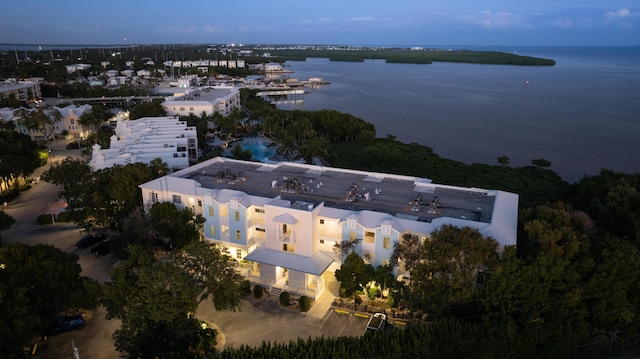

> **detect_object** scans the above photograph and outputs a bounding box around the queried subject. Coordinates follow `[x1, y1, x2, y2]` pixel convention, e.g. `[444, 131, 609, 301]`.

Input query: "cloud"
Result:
[456, 11, 524, 29]
[605, 8, 630, 19]
[346, 16, 374, 22]
[552, 19, 573, 28]
[202, 25, 222, 33]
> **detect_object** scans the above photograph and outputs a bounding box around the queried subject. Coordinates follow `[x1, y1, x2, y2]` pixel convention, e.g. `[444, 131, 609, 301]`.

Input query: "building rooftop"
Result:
[178, 158, 496, 224]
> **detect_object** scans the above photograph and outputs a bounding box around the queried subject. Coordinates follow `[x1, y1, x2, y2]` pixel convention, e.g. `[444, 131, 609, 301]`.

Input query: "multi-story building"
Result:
[139, 157, 518, 300]
[0, 80, 41, 102]
[162, 86, 241, 117]
[88, 116, 198, 171]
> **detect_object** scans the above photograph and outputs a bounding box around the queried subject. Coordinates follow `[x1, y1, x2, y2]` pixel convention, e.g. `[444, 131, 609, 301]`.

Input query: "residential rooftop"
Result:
[177, 157, 497, 224]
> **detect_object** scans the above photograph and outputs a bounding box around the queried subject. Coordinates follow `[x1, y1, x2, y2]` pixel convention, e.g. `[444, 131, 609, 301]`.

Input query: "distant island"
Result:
[268, 46, 556, 66]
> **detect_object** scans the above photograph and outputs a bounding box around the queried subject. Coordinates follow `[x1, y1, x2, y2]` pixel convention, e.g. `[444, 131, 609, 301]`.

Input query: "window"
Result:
[283, 243, 294, 253]
[177, 146, 186, 152]
[235, 230, 241, 240]
[234, 211, 240, 221]
[189, 107, 194, 112]
[180, 107, 185, 111]
[347, 219, 356, 229]
[255, 227, 265, 232]
[349, 231, 356, 241]
[236, 249, 242, 259]
[208, 206, 215, 216]
[70, 119, 75, 124]
[220, 206, 228, 217]
[383, 237, 390, 249]
[364, 231, 375, 243]
[188, 138, 196, 147]
[210, 225, 216, 236]
[151, 192, 158, 203]
[320, 239, 325, 244]
[172, 195, 182, 204]
[197, 199, 202, 207]
[254, 208, 265, 214]
[319, 219, 325, 224]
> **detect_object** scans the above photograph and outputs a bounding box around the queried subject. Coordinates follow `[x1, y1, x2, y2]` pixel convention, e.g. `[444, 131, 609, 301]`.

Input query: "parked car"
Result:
[91, 241, 110, 256]
[365, 313, 387, 332]
[76, 233, 106, 248]
[47, 314, 85, 336]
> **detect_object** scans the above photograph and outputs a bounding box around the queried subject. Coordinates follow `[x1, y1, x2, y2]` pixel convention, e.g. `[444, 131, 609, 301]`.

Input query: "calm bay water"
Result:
[278, 46, 640, 183]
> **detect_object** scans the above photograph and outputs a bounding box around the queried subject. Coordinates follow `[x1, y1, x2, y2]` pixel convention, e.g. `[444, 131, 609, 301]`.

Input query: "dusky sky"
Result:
[1, 0, 638, 46]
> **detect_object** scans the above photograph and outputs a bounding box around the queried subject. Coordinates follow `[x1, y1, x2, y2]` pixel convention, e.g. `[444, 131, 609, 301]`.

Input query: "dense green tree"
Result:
[0, 210, 15, 245]
[150, 202, 202, 248]
[103, 246, 211, 357]
[42, 159, 168, 231]
[531, 158, 552, 168]
[570, 169, 640, 240]
[78, 103, 112, 131]
[0, 244, 90, 358]
[14, 107, 61, 142]
[335, 252, 374, 298]
[497, 156, 510, 172]
[127, 98, 166, 120]
[0, 130, 42, 192]
[410, 225, 499, 317]
[172, 241, 245, 310]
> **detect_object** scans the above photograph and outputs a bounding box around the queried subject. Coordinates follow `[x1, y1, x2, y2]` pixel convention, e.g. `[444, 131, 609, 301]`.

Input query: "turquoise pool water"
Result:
[232, 140, 276, 162]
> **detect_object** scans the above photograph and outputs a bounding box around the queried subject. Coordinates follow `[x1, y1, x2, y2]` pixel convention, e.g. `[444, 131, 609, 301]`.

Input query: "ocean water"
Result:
[277, 47, 640, 183]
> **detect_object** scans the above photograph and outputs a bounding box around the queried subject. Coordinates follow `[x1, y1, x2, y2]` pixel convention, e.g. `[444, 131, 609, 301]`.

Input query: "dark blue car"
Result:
[47, 314, 85, 336]
[76, 234, 106, 248]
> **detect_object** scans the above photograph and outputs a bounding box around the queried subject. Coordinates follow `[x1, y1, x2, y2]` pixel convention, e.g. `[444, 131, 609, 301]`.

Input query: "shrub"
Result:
[299, 296, 311, 312]
[240, 280, 251, 296]
[387, 290, 399, 308]
[37, 214, 54, 225]
[279, 291, 291, 306]
[56, 211, 72, 222]
[253, 284, 264, 299]
[369, 287, 381, 300]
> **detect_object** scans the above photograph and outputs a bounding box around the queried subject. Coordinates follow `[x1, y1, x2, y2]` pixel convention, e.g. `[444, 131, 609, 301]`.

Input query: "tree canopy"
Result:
[0, 243, 94, 358]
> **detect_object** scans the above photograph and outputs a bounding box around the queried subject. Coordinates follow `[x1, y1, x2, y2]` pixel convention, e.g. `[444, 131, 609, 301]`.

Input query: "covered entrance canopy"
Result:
[244, 247, 333, 276]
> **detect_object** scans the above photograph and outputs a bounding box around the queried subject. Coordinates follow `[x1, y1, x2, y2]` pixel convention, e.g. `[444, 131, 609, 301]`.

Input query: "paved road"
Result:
[2, 140, 372, 358]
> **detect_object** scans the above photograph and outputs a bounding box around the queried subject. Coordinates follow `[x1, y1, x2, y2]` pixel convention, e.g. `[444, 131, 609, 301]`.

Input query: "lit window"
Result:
[234, 211, 240, 221]
[208, 206, 215, 216]
[210, 225, 216, 236]
[235, 230, 241, 240]
[236, 249, 242, 259]
[383, 237, 390, 249]
[349, 231, 356, 241]
[364, 231, 375, 243]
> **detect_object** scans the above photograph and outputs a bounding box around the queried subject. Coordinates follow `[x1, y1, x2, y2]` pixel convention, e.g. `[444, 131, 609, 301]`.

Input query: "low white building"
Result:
[162, 86, 241, 117]
[65, 64, 92, 73]
[139, 157, 519, 299]
[88, 116, 198, 172]
[0, 81, 41, 102]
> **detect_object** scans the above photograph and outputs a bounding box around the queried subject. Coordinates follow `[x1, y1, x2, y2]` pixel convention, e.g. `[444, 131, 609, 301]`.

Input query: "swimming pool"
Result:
[230, 140, 277, 162]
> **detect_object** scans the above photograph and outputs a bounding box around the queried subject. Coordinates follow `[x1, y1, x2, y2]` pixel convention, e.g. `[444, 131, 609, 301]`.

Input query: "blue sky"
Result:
[1, 0, 638, 46]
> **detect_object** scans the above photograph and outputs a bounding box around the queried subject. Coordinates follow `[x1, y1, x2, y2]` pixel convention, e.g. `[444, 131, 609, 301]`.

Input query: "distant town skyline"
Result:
[1, 0, 638, 47]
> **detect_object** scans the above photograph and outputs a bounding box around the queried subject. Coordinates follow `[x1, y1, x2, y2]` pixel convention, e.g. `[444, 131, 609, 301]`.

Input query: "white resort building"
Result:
[162, 86, 241, 117]
[88, 116, 198, 172]
[139, 157, 519, 300]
